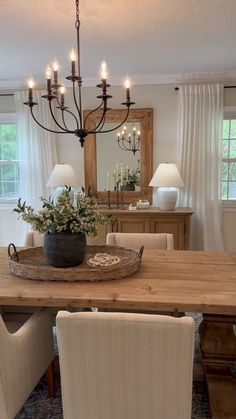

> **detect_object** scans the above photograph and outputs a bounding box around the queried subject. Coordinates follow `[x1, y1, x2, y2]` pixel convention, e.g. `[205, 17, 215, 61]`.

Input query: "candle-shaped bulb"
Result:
[100, 60, 108, 80]
[28, 77, 34, 100]
[60, 86, 65, 106]
[53, 60, 59, 71]
[70, 46, 76, 75]
[125, 78, 130, 89]
[125, 78, 130, 100]
[70, 46, 76, 62]
[45, 65, 52, 79]
[53, 59, 59, 84]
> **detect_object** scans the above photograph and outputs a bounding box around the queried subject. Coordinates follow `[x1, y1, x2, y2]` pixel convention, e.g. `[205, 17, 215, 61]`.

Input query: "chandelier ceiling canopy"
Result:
[24, 0, 135, 147]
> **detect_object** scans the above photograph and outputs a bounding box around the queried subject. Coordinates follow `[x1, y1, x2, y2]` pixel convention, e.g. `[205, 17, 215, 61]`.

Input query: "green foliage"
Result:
[125, 167, 140, 186]
[13, 186, 107, 236]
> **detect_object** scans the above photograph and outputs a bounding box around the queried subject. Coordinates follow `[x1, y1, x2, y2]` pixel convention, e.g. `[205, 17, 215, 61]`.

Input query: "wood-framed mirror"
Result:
[83, 108, 153, 205]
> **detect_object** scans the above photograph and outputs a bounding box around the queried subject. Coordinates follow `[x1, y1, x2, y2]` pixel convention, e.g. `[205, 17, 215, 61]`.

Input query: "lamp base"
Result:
[157, 188, 177, 211]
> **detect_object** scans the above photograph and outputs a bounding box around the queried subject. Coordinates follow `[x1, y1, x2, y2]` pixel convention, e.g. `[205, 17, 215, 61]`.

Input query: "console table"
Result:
[88, 207, 193, 250]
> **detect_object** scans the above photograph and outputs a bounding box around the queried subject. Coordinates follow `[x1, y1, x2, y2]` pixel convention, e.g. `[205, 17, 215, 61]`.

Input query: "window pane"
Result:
[223, 140, 229, 158]
[230, 120, 236, 139]
[222, 182, 228, 199]
[229, 140, 236, 158]
[1, 164, 18, 181]
[223, 120, 230, 139]
[228, 182, 236, 199]
[0, 124, 17, 142]
[1, 141, 17, 160]
[229, 163, 236, 180]
[222, 162, 228, 181]
[0, 120, 18, 201]
[1, 182, 18, 199]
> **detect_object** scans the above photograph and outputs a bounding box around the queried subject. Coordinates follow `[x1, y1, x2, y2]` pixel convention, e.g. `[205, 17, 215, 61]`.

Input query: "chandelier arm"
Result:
[61, 110, 70, 130]
[71, 81, 82, 127]
[49, 102, 69, 132]
[86, 106, 107, 134]
[30, 107, 74, 134]
[94, 108, 130, 134]
[118, 142, 130, 152]
[93, 107, 108, 131]
[83, 101, 103, 127]
[63, 108, 80, 130]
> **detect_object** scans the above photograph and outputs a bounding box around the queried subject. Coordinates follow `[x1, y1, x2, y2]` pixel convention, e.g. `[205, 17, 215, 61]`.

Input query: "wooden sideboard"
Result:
[88, 207, 193, 250]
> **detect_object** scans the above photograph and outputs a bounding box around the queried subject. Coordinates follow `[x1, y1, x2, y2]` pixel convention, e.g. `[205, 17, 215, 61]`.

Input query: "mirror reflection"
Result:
[97, 122, 141, 191]
[84, 108, 153, 205]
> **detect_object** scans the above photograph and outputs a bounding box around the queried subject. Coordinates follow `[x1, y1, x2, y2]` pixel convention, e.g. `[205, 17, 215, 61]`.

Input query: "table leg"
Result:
[199, 314, 236, 419]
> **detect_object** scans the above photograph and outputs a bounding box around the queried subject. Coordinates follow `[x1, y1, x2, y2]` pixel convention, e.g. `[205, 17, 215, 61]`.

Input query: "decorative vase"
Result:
[121, 183, 135, 191]
[44, 231, 86, 267]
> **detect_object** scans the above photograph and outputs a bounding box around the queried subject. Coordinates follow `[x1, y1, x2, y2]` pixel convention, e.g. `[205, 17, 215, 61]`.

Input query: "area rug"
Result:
[16, 313, 211, 419]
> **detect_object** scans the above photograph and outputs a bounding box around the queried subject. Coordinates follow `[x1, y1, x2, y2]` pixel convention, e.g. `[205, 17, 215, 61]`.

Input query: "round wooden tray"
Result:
[8, 245, 143, 282]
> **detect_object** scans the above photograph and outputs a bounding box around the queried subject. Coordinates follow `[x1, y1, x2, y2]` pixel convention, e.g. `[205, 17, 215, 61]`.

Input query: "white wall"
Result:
[1, 85, 236, 250]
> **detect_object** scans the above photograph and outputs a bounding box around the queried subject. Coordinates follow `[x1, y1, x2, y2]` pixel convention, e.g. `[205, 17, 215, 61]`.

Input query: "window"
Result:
[0, 114, 19, 203]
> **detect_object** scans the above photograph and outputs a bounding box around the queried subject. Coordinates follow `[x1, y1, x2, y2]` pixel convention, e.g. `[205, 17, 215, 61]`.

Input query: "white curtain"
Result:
[177, 84, 224, 250]
[14, 90, 58, 209]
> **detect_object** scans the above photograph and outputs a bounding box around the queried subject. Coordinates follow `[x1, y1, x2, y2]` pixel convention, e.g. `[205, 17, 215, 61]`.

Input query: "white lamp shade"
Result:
[149, 163, 184, 188]
[46, 164, 80, 187]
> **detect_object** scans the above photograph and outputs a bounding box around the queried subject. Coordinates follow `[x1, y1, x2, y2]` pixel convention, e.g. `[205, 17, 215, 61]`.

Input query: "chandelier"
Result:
[117, 124, 141, 155]
[24, 0, 135, 147]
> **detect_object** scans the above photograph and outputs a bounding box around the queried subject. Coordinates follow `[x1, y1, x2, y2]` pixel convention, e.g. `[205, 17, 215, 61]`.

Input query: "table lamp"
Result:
[149, 163, 184, 210]
[46, 164, 80, 201]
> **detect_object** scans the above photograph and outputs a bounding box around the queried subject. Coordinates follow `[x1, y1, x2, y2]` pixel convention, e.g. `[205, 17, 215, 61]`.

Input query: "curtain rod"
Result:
[175, 86, 236, 91]
[0, 93, 14, 97]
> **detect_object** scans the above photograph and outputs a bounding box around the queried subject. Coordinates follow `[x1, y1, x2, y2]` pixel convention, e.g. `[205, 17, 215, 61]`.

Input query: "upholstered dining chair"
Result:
[2, 231, 45, 318]
[0, 308, 55, 419]
[56, 311, 194, 419]
[106, 232, 174, 250]
[24, 230, 44, 247]
[106, 232, 183, 317]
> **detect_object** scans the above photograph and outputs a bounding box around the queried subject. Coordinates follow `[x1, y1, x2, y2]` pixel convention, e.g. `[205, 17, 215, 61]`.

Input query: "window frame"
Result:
[0, 113, 19, 205]
[222, 107, 236, 211]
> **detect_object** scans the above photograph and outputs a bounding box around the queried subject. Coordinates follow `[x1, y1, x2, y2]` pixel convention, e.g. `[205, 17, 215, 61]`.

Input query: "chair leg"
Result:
[45, 360, 55, 398]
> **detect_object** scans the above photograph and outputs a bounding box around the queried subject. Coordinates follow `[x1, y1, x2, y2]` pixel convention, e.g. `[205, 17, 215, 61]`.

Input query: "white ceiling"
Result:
[1, 0, 236, 89]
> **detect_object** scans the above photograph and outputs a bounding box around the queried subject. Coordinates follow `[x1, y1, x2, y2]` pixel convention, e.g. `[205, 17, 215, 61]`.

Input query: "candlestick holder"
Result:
[116, 182, 119, 208]
[120, 186, 124, 209]
[107, 190, 111, 209]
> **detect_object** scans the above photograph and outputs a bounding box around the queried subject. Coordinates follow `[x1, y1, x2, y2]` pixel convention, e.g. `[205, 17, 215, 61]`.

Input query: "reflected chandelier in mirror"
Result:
[84, 108, 153, 205]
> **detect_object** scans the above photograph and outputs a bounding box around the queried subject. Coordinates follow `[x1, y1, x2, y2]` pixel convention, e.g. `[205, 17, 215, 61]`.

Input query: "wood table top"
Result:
[1, 247, 236, 315]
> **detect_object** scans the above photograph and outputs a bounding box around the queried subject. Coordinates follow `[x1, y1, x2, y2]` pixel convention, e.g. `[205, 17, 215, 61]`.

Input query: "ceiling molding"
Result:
[1, 71, 236, 91]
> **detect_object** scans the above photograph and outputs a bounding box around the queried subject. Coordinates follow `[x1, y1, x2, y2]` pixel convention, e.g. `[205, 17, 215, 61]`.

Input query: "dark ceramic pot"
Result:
[121, 183, 135, 191]
[44, 231, 86, 267]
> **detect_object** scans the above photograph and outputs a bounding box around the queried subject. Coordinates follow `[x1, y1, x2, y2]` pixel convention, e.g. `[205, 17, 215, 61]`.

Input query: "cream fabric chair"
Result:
[0, 308, 55, 419]
[3, 231, 44, 317]
[106, 232, 178, 316]
[106, 232, 174, 250]
[24, 231, 44, 247]
[56, 311, 194, 419]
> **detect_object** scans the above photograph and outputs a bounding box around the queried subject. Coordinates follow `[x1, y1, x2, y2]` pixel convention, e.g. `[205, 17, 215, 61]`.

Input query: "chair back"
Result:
[0, 310, 54, 419]
[56, 311, 194, 419]
[106, 232, 174, 250]
[24, 231, 44, 247]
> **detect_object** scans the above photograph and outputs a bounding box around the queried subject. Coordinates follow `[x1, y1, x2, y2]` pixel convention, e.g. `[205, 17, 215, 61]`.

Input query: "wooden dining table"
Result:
[1, 247, 236, 419]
